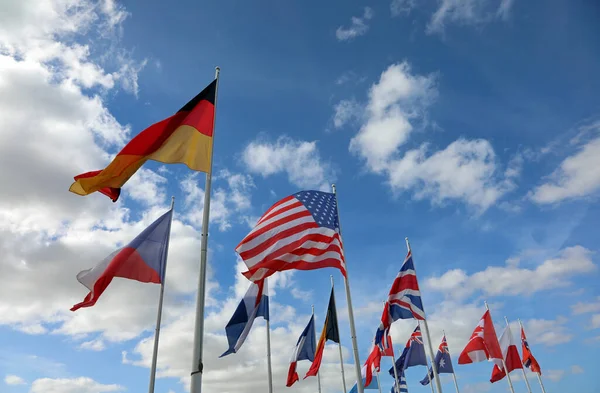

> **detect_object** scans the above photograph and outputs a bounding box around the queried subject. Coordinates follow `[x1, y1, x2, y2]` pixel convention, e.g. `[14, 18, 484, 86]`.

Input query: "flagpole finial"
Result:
[504, 316, 510, 326]
[312, 305, 315, 316]
[331, 183, 337, 194]
[484, 300, 489, 311]
[170, 196, 175, 209]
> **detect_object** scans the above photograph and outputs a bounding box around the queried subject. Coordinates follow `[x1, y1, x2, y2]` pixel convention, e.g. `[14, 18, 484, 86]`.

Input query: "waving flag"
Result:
[349, 365, 379, 393]
[236, 191, 346, 282]
[389, 326, 427, 376]
[220, 280, 269, 357]
[71, 209, 172, 311]
[421, 335, 454, 385]
[286, 315, 316, 387]
[350, 345, 381, 393]
[376, 251, 424, 348]
[391, 372, 408, 393]
[70, 80, 216, 202]
[458, 310, 503, 365]
[305, 287, 340, 378]
[521, 325, 541, 374]
[380, 335, 395, 357]
[491, 324, 523, 382]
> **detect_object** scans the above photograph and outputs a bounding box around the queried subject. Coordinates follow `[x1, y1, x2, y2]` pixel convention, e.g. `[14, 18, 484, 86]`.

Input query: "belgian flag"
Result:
[304, 287, 340, 378]
[70, 79, 217, 202]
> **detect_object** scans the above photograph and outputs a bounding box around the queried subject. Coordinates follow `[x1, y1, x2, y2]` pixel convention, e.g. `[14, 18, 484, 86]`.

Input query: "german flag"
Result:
[304, 287, 340, 379]
[70, 79, 217, 202]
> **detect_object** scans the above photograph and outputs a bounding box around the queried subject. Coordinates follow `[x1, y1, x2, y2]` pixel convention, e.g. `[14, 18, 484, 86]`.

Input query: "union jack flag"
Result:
[375, 251, 425, 347]
[237, 191, 346, 282]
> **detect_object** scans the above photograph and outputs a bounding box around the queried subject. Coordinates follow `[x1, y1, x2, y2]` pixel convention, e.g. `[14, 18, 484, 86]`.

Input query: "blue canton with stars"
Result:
[294, 191, 340, 231]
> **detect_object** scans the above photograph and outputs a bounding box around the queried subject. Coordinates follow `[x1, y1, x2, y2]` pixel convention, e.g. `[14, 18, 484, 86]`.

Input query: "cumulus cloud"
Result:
[347, 62, 515, 211]
[391, 0, 416, 16]
[425, 246, 596, 299]
[30, 377, 124, 393]
[242, 136, 335, 191]
[336, 7, 374, 41]
[530, 136, 600, 204]
[571, 296, 600, 315]
[4, 374, 26, 385]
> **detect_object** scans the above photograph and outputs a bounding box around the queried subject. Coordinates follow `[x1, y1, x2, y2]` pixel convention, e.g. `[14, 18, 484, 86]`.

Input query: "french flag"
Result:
[286, 315, 316, 387]
[70, 208, 173, 311]
[220, 279, 269, 357]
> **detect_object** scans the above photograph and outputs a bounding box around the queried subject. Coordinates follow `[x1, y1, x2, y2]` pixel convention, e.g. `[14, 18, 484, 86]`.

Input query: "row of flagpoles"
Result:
[66, 68, 547, 393]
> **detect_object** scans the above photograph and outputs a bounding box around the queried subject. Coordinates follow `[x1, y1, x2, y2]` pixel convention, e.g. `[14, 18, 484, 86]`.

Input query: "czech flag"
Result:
[70, 208, 173, 311]
[69, 79, 217, 202]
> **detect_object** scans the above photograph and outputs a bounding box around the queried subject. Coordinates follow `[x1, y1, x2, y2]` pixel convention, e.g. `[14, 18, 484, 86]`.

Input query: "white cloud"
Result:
[530, 136, 600, 204]
[571, 365, 584, 374]
[520, 317, 572, 346]
[30, 377, 124, 393]
[125, 168, 168, 206]
[336, 7, 374, 41]
[545, 369, 566, 382]
[391, 0, 416, 16]
[426, 0, 517, 34]
[425, 246, 596, 299]
[79, 338, 106, 351]
[348, 62, 514, 210]
[242, 136, 335, 190]
[333, 99, 362, 129]
[4, 374, 26, 385]
[592, 314, 600, 329]
[180, 170, 254, 231]
[571, 296, 600, 315]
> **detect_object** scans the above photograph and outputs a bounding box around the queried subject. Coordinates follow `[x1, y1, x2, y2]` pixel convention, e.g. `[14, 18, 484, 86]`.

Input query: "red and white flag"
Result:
[458, 310, 503, 365]
[491, 324, 523, 382]
[364, 344, 382, 387]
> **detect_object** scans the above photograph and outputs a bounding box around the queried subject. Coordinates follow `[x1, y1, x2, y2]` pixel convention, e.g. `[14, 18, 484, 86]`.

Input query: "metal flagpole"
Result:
[484, 302, 515, 393]
[418, 321, 436, 393]
[332, 275, 348, 393]
[385, 304, 400, 393]
[332, 184, 364, 393]
[505, 317, 532, 393]
[375, 370, 383, 393]
[518, 319, 547, 393]
[266, 279, 273, 393]
[442, 330, 460, 393]
[405, 238, 443, 393]
[190, 67, 220, 393]
[148, 196, 175, 393]
[312, 305, 323, 393]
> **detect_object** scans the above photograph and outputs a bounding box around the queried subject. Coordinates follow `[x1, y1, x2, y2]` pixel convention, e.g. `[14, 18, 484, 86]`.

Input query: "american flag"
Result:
[376, 251, 425, 348]
[237, 190, 346, 282]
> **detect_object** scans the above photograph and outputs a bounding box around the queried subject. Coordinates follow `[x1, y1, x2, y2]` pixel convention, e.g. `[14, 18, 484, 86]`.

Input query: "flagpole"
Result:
[405, 238, 443, 393]
[383, 302, 401, 393]
[148, 196, 175, 393]
[518, 319, 547, 393]
[505, 317, 532, 393]
[418, 321, 436, 393]
[484, 302, 515, 393]
[332, 275, 348, 393]
[375, 370, 383, 393]
[266, 279, 273, 393]
[312, 305, 323, 393]
[332, 184, 364, 393]
[442, 331, 460, 393]
[190, 66, 220, 393]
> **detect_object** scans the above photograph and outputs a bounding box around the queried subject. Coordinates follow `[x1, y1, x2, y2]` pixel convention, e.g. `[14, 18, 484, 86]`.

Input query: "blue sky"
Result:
[0, 0, 599, 393]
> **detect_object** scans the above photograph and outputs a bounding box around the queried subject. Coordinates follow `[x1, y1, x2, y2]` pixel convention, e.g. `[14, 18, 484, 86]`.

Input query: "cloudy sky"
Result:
[0, 0, 598, 393]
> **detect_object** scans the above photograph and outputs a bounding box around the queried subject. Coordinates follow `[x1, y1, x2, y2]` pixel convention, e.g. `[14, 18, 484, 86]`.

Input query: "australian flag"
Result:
[421, 335, 454, 385]
[389, 325, 427, 376]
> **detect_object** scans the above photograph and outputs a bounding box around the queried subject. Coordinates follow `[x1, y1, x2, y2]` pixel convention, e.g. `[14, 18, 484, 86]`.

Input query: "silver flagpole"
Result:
[148, 196, 175, 393]
[442, 330, 460, 393]
[484, 302, 515, 393]
[332, 275, 348, 393]
[518, 319, 547, 393]
[375, 370, 383, 393]
[505, 317, 532, 393]
[312, 305, 323, 393]
[383, 302, 401, 393]
[418, 321, 436, 393]
[190, 67, 220, 393]
[405, 238, 443, 393]
[266, 279, 273, 393]
[332, 184, 364, 393]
